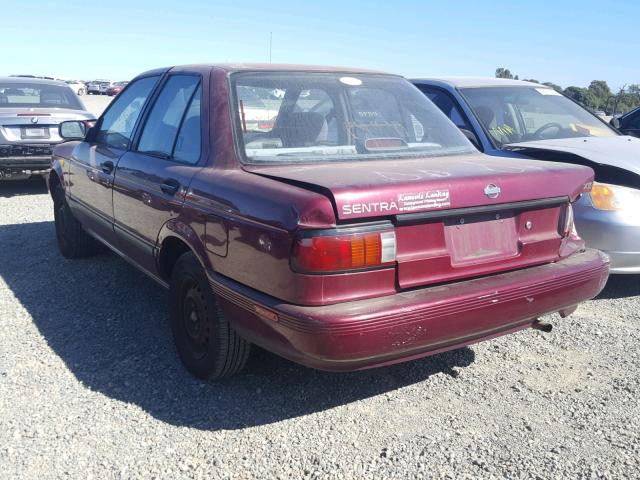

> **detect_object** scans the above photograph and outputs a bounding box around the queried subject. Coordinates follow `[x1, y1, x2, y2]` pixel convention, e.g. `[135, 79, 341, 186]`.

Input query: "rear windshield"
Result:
[0, 82, 83, 110]
[232, 73, 474, 164]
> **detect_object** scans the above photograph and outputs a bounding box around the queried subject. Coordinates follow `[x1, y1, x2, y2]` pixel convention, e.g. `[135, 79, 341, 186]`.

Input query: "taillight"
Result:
[559, 203, 577, 237]
[292, 228, 396, 273]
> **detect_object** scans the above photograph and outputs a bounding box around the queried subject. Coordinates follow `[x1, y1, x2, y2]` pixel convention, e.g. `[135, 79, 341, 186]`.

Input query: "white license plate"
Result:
[444, 214, 519, 266]
[22, 127, 49, 139]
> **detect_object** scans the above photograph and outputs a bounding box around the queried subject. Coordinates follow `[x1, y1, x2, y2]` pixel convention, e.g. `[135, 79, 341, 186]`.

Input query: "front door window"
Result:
[95, 76, 159, 149]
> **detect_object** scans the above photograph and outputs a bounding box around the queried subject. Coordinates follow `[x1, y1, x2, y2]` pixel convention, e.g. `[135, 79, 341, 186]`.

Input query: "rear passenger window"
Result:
[626, 112, 640, 129]
[421, 88, 471, 130]
[173, 87, 201, 164]
[137, 75, 200, 160]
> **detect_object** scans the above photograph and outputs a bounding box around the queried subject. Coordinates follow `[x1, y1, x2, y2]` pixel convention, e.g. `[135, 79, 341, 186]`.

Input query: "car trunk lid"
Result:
[0, 108, 93, 144]
[245, 154, 591, 218]
[246, 153, 593, 287]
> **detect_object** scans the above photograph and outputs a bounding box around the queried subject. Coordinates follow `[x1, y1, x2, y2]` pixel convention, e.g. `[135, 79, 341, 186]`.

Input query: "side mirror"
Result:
[459, 128, 482, 150]
[610, 117, 621, 129]
[59, 120, 88, 141]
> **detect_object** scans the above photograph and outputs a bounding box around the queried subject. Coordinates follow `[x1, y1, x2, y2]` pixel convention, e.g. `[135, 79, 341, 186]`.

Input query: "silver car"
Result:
[0, 77, 95, 181]
[412, 77, 640, 274]
[98, 81, 113, 95]
[87, 79, 110, 95]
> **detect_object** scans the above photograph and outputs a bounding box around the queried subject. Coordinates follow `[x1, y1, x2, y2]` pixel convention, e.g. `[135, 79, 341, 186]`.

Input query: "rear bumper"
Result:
[0, 156, 52, 180]
[599, 251, 640, 274]
[211, 248, 609, 371]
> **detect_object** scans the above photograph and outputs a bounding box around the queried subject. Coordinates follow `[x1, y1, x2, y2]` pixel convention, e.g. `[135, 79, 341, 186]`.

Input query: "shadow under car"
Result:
[0, 178, 48, 197]
[0, 220, 477, 430]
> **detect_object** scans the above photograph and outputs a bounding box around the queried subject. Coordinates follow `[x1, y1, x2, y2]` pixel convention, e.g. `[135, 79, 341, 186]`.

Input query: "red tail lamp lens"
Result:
[292, 231, 396, 273]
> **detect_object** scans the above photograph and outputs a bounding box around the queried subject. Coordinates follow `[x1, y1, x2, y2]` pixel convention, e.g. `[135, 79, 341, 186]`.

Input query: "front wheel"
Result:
[53, 185, 98, 258]
[169, 252, 250, 380]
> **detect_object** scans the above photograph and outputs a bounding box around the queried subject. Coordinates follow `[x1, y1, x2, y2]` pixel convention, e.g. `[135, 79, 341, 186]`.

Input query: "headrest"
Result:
[276, 112, 325, 147]
[474, 105, 495, 126]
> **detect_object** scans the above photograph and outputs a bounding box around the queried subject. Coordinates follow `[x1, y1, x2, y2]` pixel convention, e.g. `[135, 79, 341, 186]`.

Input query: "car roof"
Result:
[411, 77, 545, 89]
[135, 63, 393, 79]
[0, 76, 69, 87]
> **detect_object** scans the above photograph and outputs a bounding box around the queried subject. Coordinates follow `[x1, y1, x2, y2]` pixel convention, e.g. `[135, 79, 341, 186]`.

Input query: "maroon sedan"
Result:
[50, 64, 609, 380]
[107, 81, 128, 96]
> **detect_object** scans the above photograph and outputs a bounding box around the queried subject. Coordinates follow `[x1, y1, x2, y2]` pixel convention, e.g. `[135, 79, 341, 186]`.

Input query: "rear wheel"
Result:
[53, 185, 98, 258]
[169, 252, 250, 380]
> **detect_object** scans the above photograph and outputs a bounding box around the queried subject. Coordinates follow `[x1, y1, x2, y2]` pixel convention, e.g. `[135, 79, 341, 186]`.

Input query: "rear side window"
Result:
[420, 87, 471, 130]
[173, 87, 201, 164]
[96, 76, 159, 149]
[625, 111, 640, 129]
[137, 75, 200, 161]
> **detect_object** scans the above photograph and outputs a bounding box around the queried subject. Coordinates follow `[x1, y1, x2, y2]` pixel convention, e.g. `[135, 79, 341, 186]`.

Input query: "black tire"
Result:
[169, 252, 250, 380]
[53, 185, 98, 258]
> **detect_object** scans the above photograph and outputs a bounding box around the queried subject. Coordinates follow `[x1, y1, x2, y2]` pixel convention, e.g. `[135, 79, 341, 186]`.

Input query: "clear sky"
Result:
[3, 0, 638, 90]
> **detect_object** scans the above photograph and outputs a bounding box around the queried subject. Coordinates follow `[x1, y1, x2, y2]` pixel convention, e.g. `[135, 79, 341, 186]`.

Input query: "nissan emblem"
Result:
[484, 183, 501, 199]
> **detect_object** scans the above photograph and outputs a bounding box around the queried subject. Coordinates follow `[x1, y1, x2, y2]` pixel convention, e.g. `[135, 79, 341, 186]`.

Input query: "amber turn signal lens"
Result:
[591, 183, 619, 211]
[589, 182, 640, 211]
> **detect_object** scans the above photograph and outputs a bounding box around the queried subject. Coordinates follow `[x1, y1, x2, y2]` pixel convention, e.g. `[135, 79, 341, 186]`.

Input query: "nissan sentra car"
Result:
[0, 77, 95, 181]
[50, 64, 609, 380]
[412, 78, 640, 274]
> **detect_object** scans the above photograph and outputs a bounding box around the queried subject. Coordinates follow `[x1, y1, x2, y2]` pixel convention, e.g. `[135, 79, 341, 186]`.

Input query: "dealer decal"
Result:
[341, 189, 451, 216]
[397, 190, 450, 212]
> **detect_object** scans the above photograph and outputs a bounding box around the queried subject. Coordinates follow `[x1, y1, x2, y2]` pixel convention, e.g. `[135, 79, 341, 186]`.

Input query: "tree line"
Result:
[495, 68, 639, 115]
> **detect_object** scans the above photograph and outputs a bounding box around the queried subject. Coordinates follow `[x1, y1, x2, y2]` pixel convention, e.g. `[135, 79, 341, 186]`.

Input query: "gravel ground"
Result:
[0, 181, 639, 479]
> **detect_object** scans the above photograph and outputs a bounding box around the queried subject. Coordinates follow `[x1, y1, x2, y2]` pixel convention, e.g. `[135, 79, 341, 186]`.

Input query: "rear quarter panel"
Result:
[184, 167, 371, 304]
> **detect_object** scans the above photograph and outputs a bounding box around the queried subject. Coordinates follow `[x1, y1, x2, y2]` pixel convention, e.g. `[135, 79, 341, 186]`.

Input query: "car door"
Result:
[112, 74, 204, 275]
[67, 75, 159, 245]
[619, 110, 640, 138]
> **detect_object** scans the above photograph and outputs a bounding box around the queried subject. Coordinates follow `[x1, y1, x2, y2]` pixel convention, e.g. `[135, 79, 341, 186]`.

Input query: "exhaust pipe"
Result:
[532, 320, 553, 333]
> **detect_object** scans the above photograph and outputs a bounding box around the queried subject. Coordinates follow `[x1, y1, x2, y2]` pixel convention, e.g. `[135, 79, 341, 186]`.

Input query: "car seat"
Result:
[474, 104, 515, 145]
[275, 112, 325, 147]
